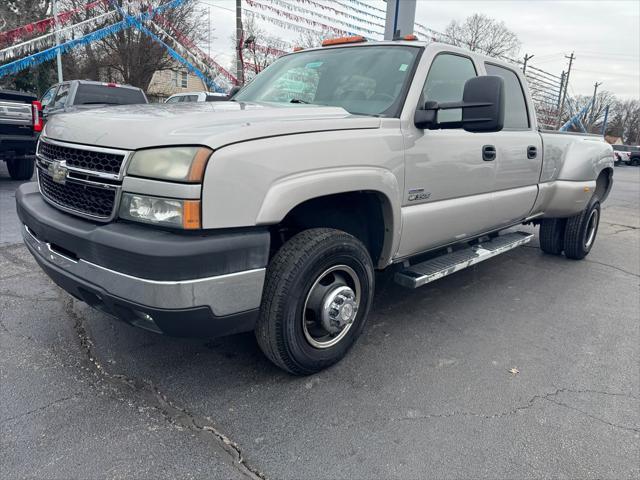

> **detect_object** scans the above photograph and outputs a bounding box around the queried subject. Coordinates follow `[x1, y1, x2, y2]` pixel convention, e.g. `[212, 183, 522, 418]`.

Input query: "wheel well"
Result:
[271, 192, 389, 266]
[595, 168, 613, 201]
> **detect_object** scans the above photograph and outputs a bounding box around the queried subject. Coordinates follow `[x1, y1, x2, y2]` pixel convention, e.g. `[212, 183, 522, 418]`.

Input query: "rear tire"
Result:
[6, 157, 35, 180]
[631, 158, 640, 167]
[563, 197, 601, 260]
[255, 228, 374, 375]
[539, 218, 567, 255]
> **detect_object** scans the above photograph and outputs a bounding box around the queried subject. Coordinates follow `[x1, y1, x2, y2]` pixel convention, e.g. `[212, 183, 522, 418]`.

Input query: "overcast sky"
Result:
[201, 0, 640, 99]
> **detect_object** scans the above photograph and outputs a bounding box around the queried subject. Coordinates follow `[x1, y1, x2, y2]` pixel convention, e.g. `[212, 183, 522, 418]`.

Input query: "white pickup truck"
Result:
[17, 38, 614, 374]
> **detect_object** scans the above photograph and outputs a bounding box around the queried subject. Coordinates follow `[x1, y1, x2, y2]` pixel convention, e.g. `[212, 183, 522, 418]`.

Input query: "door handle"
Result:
[527, 145, 537, 159]
[482, 145, 496, 161]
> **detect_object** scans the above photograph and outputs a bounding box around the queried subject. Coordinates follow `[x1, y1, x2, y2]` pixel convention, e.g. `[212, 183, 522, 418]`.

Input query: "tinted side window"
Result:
[485, 64, 529, 129]
[423, 54, 477, 123]
[50, 84, 70, 109]
[40, 86, 57, 107]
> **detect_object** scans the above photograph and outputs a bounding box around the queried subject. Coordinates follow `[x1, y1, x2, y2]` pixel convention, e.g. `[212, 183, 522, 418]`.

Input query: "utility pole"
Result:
[522, 53, 534, 74]
[601, 104, 610, 137]
[588, 81, 603, 128]
[557, 71, 565, 110]
[52, 0, 63, 83]
[235, 0, 244, 85]
[557, 52, 575, 128]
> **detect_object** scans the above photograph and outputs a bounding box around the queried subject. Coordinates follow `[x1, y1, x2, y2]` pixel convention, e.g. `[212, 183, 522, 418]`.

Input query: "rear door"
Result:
[398, 52, 498, 258]
[483, 63, 542, 224]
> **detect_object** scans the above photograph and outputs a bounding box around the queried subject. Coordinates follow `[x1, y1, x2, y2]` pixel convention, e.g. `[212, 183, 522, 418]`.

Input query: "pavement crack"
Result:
[394, 388, 640, 430]
[542, 397, 640, 433]
[1, 395, 77, 424]
[582, 259, 639, 278]
[0, 245, 33, 269]
[64, 298, 266, 480]
[0, 290, 59, 301]
[602, 221, 640, 234]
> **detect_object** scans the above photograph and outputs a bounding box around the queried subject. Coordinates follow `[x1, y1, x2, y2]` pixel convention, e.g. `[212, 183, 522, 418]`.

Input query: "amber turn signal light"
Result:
[182, 200, 201, 230]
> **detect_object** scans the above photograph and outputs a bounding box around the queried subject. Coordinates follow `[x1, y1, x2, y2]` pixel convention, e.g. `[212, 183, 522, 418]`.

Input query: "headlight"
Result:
[126, 146, 212, 182]
[119, 193, 201, 229]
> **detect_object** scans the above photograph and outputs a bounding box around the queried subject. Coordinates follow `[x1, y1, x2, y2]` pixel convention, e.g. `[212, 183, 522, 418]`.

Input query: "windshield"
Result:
[234, 45, 421, 117]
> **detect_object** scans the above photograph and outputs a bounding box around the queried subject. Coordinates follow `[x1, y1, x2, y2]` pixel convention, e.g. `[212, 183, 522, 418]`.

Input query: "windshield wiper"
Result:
[289, 98, 310, 104]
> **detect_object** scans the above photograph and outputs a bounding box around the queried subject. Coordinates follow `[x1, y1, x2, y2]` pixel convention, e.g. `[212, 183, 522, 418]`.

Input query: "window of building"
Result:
[172, 70, 188, 89]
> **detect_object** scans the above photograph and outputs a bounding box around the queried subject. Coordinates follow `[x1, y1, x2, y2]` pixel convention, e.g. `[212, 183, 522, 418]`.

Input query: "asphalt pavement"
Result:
[1, 163, 639, 479]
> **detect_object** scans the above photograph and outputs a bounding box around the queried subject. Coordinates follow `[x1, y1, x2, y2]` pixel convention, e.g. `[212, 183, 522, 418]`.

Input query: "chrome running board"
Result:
[394, 231, 534, 289]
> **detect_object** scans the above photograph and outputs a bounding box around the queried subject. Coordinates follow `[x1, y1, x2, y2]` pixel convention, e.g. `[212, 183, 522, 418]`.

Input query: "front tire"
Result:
[255, 228, 374, 375]
[563, 197, 601, 260]
[6, 157, 35, 180]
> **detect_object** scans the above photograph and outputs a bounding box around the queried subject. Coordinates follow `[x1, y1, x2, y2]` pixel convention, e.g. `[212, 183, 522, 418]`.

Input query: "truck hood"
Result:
[42, 101, 381, 150]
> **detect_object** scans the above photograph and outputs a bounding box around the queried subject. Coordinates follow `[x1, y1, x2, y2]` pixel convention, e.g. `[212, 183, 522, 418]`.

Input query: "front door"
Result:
[397, 52, 498, 258]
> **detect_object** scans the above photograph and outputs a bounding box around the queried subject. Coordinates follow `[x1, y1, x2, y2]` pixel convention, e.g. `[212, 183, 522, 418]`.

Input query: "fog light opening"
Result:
[130, 310, 162, 334]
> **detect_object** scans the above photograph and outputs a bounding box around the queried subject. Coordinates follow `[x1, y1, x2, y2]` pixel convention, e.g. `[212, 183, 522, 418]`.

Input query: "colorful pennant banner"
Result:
[0, 10, 119, 64]
[244, 0, 351, 36]
[264, 0, 382, 37]
[0, 0, 110, 46]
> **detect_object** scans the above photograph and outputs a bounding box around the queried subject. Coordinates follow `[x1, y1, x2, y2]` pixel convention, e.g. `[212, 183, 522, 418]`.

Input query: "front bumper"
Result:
[17, 183, 269, 337]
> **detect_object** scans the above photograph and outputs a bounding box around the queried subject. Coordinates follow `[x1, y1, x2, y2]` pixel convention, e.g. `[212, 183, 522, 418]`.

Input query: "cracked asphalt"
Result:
[1, 163, 639, 479]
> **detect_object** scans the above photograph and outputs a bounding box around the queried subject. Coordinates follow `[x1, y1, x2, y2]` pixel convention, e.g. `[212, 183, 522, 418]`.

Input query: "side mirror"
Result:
[415, 75, 505, 133]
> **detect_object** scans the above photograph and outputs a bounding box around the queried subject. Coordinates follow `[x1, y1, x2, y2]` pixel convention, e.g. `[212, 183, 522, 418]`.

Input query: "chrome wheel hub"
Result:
[322, 286, 358, 333]
[302, 265, 361, 349]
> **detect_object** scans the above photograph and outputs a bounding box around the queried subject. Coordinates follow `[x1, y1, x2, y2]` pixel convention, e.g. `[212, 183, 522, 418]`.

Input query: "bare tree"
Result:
[0, 0, 55, 94]
[295, 29, 333, 49]
[562, 90, 617, 133]
[608, 99, 640, 145]
[444, 13, 521, 58]
[1, 0, 51, 33]
[58, 0, 207, 91]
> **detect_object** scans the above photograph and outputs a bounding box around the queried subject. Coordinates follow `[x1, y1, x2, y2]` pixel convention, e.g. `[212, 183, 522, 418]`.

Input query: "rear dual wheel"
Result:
[255, 228, 374, 375]
[563, 197, 600, 259]
[539, 196, 601, 260]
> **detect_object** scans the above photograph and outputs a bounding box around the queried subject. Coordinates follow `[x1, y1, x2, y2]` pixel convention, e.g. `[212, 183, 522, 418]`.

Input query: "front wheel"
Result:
[563, 197, 601, 260]
[255, 228, 374, 375]
[6, 157, 35, 180]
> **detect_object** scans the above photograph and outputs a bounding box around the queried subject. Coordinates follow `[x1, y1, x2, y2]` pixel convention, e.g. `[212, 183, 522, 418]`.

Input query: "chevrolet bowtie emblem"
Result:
[48, 160, 68, 185]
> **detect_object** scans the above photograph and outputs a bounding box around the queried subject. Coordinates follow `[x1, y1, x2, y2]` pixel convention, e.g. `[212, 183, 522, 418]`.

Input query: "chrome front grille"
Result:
[36, 138, 130, 221]
[38, 141, 125, 175]
[38, 167, 117, 218]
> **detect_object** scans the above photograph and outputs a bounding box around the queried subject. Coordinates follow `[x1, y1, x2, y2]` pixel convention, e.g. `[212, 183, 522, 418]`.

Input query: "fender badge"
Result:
[408, 188, 431, 202]
[48, 161, 68, 185]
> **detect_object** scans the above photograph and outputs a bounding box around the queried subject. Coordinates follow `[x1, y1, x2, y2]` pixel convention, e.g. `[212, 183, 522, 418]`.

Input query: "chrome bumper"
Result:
[23, 225, 265, 316]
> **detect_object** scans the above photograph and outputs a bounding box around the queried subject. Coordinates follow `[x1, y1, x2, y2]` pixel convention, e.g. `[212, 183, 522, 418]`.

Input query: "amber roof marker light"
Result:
[321, 36, 367, 47]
